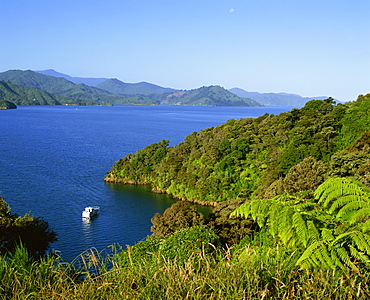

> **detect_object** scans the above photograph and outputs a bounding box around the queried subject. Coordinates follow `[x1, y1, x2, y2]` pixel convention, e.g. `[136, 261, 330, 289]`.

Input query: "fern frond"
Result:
[268, 202, 284, 236]
[296, 240, 324, 266]
[314, 243, 336, 270]
[331, 247, 348, 270]
[361, 219, 370, 232]
[315, 178, 367, 208]
[255, 200, 272, 227]
[321, 228, 335, 241]
[330, 196, 366, 215]
[278, 206, 295, 246]
[292, 212, 309, 247]
[230, 201, 251, 218]
[350, 232, 370, 254]
[348, 207, 370, 224]
[307, 220, 320, 243]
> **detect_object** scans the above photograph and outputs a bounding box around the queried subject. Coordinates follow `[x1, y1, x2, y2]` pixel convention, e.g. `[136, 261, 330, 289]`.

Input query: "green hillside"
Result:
[105, 94, 370, 204]
[162, 85, 261, 106]
[97, 78, 177, 95]
[0, 81, 93, 105]
[0, 70, 76, 94]
[0, 70, 123, 105]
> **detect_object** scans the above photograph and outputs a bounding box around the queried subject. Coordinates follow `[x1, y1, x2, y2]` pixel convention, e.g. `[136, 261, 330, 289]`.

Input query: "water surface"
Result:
[0, 105, 294, 261]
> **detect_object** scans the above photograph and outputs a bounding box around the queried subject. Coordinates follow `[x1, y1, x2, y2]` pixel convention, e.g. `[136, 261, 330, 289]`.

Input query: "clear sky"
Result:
[1, 0, 369, 102]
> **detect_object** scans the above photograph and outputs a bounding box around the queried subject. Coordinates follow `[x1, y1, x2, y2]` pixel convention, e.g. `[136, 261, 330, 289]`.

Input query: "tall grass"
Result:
[1, 243, 369, 299]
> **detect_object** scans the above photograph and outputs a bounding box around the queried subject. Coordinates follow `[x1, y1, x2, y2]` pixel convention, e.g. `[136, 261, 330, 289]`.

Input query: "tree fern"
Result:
[315, 177, 369, 209]
[232, 177, 370, 270]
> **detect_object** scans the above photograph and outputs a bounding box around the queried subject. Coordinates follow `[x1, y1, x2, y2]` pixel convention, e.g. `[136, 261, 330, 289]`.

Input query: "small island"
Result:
[0, 100, 17, 109]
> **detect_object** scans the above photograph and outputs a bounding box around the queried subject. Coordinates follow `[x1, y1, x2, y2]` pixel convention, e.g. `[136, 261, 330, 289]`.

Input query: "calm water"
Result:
[0, 105, 294, 261]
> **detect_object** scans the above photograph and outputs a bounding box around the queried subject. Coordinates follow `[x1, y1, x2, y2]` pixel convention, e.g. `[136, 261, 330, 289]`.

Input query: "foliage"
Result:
[335, 93, 370, 150]
[107, 96, 370, 204]
[150, 201, 204, 238]
[231, 177, 370, 270]
[158, 225, 221, 263]
[0, 197, 57, 257]
[206, 198, 256, 245]
[105, 140, 170, 183]
[330, 130, 370, 187]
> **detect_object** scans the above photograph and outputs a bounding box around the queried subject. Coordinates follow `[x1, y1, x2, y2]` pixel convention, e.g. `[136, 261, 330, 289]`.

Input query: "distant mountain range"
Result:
[0, 69, 333, 107]
[0, 70, 261, 107]
[36, 69, 178, 95]
[35, 69, 108, 86]
[228, 88, 332, 107]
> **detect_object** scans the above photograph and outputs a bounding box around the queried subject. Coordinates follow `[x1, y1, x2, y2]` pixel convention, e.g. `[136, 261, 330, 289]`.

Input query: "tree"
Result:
[0, 197, 57, 257]
[283, 156, 329, 194]
[150, 201, 204, 238]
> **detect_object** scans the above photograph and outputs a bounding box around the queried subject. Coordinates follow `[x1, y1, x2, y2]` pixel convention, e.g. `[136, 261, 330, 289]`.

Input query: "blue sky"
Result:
[1, 0, 369, 102]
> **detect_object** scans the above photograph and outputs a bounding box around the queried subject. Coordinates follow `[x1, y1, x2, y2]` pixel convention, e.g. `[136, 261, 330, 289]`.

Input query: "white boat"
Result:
[82, 206, 100, 218]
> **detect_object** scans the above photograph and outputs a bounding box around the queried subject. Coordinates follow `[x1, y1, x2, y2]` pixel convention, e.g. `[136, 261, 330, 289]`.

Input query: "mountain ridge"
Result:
[229, 87, 333, 107]
[36, 69, 108, 86]
[0, 70, 261, 107]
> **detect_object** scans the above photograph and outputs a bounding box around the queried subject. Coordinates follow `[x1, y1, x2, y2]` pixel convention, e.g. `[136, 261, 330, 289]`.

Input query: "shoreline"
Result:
[104, 176, 217, 207]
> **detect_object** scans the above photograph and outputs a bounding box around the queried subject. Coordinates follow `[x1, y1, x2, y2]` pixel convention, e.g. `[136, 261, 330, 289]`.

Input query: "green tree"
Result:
[0, 197, 57, 257]
[150, 201, 204, 238]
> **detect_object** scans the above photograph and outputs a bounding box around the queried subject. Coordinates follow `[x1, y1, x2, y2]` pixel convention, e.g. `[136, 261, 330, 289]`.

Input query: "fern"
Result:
[338, 203, 370, 222]
[232, 177, 370, 270]
[329, 195, 366, 214]
[315, 177, 368, 208]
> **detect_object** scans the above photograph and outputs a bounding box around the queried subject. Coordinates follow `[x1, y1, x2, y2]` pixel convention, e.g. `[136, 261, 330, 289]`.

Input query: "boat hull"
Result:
[82, 206, 100, 218]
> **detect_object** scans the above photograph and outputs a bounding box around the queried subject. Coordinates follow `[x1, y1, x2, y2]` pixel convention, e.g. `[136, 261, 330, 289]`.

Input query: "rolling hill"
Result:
[162, 86, 261, 106]
[97, 78, 177, 95]
[0, 81, 93, 105]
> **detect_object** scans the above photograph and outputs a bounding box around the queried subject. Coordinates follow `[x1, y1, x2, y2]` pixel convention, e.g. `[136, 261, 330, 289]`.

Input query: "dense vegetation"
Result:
[106, 96, 370, 204]
[0, 197, 56, 257]
[2, 93, 370, 298]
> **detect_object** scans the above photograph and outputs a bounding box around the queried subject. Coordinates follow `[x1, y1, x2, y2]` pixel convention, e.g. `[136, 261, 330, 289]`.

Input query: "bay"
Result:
[0, 104, 295, 261]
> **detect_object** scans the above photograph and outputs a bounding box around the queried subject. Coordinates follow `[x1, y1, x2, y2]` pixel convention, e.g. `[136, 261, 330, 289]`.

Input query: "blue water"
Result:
[0, 105, 294, 261]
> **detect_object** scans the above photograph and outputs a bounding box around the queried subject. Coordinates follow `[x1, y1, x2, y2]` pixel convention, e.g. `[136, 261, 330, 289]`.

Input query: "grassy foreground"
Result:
[1, 242, 369, 300]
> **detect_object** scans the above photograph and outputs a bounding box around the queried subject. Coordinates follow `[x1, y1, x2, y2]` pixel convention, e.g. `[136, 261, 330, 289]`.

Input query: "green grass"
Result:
[1, 243, 369, 299]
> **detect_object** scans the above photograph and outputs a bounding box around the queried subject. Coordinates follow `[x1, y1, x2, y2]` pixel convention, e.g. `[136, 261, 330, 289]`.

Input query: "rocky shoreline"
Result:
[104, 175, 217, 207]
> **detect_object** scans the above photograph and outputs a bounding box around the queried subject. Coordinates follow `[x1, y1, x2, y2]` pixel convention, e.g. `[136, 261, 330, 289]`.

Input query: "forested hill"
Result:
[0, 70, 124, 105]
[162, 85, 261, 107]
[0, 81, 93, 106]
[105, 94, 370, 204]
